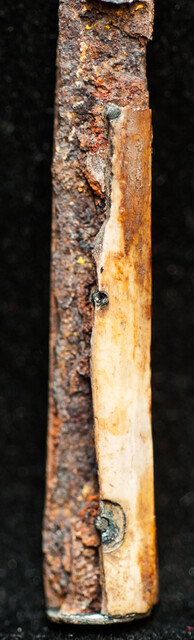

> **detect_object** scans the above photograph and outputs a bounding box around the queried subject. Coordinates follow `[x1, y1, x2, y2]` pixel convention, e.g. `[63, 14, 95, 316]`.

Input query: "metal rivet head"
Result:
[104, 103, 121, 121]
[94, 500, 126, 553]
[95, 515, 109, 532]
[91, 290, 109, 308]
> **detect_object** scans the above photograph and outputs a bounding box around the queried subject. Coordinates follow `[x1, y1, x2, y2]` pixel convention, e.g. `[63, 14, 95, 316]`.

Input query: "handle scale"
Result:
[91, 106, 158, 616]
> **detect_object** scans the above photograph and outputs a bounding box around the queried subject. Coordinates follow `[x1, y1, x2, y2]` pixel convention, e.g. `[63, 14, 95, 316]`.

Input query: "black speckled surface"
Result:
[0, 0, 194, 638]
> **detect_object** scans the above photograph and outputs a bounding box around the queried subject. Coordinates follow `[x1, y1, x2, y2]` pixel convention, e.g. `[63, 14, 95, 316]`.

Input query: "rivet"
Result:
[91, 290, 109, 308]
[104, 103, 121, 121]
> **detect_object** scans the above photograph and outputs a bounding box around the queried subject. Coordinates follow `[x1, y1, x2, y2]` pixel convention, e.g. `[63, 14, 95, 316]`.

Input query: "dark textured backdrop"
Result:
[0, 0, 194, 638]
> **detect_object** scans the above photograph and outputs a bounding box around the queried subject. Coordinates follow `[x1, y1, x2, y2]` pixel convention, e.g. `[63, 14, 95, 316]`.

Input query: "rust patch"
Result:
[114, 110, 152, 258]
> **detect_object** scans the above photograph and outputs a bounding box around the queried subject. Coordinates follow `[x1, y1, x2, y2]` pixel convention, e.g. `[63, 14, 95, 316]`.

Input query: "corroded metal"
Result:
[47, 609, 151, 625]
[43, 0, 156, 622]
[98, 0, 144, 4]
[95, 501, 126, 552]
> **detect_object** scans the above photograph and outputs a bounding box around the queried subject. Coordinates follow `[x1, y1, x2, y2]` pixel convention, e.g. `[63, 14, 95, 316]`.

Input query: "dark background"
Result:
[0, 0, 194, 638]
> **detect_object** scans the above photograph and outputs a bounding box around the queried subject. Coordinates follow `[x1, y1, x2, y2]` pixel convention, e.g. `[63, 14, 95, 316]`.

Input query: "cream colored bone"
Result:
[91, 107, 158, 617]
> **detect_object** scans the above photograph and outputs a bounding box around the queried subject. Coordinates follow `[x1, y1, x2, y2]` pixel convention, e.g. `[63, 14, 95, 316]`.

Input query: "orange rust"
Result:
[117, 112, 152, 256]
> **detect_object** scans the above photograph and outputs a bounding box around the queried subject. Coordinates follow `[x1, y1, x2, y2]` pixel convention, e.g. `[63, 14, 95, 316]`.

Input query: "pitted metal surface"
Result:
[95, 500, 126, 552]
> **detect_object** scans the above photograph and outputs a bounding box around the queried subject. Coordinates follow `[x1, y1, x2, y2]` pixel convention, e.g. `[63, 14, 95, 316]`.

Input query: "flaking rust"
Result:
[43, 0, 158, 623]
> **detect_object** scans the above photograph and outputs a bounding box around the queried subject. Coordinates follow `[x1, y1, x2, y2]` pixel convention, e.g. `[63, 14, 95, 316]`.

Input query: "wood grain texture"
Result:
[43, 0, 157, 620]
